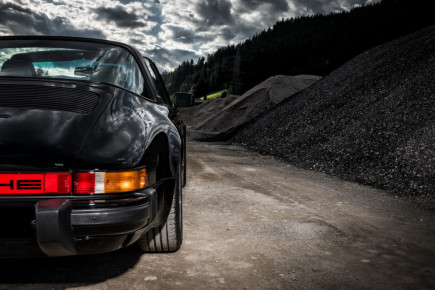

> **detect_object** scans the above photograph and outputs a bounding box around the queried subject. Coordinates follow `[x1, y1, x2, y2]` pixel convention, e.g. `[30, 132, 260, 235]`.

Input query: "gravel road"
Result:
[0, 141, 434, 289]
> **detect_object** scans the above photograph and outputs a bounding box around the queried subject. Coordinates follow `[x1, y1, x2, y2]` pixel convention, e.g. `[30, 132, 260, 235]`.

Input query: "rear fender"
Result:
[142, 133, 180, 227]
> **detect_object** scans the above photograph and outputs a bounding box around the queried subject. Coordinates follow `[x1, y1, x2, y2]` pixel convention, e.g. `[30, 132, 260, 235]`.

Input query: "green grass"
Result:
[202, 89, 227, 100]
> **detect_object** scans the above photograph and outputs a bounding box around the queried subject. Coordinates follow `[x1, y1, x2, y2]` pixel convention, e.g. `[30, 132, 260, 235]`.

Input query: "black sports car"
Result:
[0, 36, 186, 257]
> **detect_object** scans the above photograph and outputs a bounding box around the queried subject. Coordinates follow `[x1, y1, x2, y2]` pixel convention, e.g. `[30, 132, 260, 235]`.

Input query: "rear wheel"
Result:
[182, 141, 187, 187]
[138, 161, 182, 252]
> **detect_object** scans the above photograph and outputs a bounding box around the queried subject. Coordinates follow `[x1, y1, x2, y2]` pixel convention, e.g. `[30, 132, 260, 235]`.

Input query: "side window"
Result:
[127, 56, 145, 96]
[143, 58, 171, 106]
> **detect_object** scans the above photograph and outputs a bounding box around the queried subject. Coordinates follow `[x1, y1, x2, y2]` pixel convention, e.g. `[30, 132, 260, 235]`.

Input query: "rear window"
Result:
[0, 39, 145, 95]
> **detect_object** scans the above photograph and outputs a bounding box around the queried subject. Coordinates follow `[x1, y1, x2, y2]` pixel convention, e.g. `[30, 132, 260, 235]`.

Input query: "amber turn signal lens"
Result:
[74, 169, 148, 194]
[104, 169, 148, 193]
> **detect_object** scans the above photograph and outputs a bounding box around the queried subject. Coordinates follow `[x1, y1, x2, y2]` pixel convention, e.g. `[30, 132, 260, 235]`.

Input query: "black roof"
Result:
[0, 35, 131, 48]
[0, 35, 147, 62]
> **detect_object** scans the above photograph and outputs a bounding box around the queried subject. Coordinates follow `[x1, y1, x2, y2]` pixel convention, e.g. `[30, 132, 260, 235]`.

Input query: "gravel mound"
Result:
[188, 75, 321, 140]
[231, 26, 435, 202]
[179, 95, 238, 124]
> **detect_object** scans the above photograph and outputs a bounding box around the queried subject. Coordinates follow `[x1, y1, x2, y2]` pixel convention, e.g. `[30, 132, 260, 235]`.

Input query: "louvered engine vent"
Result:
[0, 84, 100, 115]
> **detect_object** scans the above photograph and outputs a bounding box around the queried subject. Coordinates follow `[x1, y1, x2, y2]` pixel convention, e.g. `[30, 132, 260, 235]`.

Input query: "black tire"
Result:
[182, 140, 187, 187]
[138, 162, 183, 252]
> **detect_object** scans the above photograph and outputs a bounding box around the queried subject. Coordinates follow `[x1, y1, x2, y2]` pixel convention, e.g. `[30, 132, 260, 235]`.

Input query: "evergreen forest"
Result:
[162, 0, 435, 97]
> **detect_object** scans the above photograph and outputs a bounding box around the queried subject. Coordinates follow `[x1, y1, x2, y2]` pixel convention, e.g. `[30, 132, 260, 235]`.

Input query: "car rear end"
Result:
[0, 170, 158, 256]
[0, 37, 159, 256]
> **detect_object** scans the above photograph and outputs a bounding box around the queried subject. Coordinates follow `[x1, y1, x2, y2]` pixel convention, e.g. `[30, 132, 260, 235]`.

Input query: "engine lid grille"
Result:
[0, 84, 100, 115]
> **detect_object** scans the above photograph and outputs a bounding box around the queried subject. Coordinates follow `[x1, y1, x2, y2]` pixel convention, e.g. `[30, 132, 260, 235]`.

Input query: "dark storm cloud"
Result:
[0, 0, 382, 71]
[94, 6, 145, 28]
[0, 2, 105, 38]
[195, 0, 289, 43]
[167, 25, 213, 43]
[291, 0, 367, 14]
[239, 0, 289, 13]
[42, 0, 67, 4]
[220, 27, 236, 41]
[195, 0, 234, 26]
[129, 37, 144, 45]
[118, 0, 159, 4]
[291, 0, 337, 14]
[145, 47, 201, 72]
[146, 2, 164, 36]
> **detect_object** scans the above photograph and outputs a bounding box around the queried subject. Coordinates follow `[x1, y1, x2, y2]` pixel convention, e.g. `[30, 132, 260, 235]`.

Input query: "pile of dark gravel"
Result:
[179, 95, 239, 124]
[186, 75, 320, 141]
[231, 26, 435, 204]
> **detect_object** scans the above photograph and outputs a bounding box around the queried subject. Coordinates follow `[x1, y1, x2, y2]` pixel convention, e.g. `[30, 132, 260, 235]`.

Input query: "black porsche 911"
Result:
[0, 36, 187, 257]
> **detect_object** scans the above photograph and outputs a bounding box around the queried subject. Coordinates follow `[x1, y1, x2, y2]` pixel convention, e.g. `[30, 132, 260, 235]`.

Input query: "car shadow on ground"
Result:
[0, 245, 142, 285]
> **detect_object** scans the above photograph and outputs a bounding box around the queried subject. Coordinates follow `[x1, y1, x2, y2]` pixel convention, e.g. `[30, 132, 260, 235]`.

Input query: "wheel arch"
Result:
[142, 131, 181, 227]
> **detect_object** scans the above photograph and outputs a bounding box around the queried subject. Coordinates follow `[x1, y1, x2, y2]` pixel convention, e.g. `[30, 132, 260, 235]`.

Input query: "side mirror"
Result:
[174, 92, 194, 107]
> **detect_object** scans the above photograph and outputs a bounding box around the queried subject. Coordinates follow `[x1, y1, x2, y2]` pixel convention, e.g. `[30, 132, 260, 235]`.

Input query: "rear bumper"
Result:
[0, 187, 157, 257]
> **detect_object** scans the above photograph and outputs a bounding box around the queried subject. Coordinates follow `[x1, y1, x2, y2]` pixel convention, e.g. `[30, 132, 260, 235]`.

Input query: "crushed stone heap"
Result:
[188, 75, 321, 140]
[232, 26, 435, 203]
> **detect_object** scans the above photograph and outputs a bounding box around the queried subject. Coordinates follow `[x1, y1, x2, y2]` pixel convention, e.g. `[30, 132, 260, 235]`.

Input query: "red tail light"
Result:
[73, 169, 148, 195]
[0, 173, 72, 195]
[0, 169, 147, 195]
[74, 172, 96, 194]
[45, 173, 72, 194]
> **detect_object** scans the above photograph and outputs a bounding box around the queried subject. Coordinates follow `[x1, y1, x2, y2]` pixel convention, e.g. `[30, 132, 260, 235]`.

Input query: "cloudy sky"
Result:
[0, 0, 379, 71]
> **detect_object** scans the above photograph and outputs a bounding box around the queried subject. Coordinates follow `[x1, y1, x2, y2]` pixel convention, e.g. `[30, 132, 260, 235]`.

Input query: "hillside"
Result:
[163, 0, 435, 96]
[231, 26, 435, 204]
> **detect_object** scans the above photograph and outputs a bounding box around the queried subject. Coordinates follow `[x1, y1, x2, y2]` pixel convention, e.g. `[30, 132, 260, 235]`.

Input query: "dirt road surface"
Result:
[0, 141, 434, 289]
